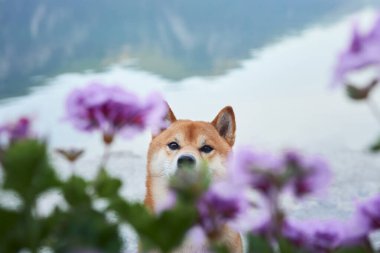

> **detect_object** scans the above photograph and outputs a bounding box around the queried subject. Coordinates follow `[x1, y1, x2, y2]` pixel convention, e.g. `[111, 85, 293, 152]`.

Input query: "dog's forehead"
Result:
[166, 120, 219, 143]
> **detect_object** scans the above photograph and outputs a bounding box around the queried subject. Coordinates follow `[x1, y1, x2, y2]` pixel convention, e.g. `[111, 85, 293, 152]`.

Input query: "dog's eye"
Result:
[200, 145, 214, 153]
[168, 142, 180, 150]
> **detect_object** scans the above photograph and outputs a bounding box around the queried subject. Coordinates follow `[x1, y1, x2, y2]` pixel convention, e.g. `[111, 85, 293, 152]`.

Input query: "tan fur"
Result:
[144, 105, 243, 253]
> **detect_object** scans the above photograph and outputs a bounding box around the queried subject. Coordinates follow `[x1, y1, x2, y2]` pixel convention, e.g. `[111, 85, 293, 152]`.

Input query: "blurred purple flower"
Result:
[285, 219, 346, 253]
[155, 190, 177, 214]
[0, 117, 33, 145]
[282, 219, 309, 247]
[65, 83, 167, 140]
[228, 147, 331, 199]
[354, 194, 380, 233]
[307, 220, 347, 253]
[186, 226, 208, 247]
[341, 217, 371, 247]
[333, 14, 380, 86]
[285, 151, 332, 199]
[197, 181, 250, 236]
[228, 146, 284, 194]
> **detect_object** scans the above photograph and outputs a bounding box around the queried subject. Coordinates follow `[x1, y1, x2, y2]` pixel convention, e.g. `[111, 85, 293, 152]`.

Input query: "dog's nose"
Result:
[177, 155, 196, 169]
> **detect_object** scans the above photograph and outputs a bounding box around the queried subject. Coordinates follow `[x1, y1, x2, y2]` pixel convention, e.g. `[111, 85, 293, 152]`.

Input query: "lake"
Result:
[1, 1, 380, 251]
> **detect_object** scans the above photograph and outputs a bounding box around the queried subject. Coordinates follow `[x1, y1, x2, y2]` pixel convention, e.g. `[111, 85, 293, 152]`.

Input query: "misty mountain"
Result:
[0, 0, 378, 99]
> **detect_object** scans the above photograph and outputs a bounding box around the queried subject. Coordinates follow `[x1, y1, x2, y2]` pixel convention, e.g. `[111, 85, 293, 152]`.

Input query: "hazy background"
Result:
[1, 1, 379, 99]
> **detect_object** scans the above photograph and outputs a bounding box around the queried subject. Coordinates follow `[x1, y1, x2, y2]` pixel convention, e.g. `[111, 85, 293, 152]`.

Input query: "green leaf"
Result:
[210, 243, 231, 253]
[0, 209, 22, 251]
[110, 197, 197, 253]
[2, 140, 61, 203]
[369, 136, 380, 152]
[46, 207, 122, 253]
[277, 237, 309, 253]
[246, 234, 273, 253]
[94, 168, 122, 198]
[62, 175, 92, 207]
[170, 164, 211, 203]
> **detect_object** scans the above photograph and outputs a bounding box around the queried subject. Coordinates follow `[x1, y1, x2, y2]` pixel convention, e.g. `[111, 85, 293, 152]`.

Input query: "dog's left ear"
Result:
[211, 106, 236, 146]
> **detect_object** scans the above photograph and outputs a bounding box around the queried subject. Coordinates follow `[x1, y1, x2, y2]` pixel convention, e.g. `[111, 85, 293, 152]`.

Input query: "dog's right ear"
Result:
[165, 102, 177, 125]
[152, 102, 176, 138]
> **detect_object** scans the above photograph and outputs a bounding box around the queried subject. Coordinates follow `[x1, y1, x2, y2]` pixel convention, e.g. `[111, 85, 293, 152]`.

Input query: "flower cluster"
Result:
[281, 193, 380, 253]
[66, 83, 167, 143]
[228, 146, 331, 200]
[197, 181, 250, 237]
[207, 146, 380, 252]
[195, 146, 333, 247]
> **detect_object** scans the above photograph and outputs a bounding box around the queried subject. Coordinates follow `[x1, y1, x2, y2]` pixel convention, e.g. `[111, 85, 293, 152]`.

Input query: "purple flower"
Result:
[197, 181, 249, 236]
[354, 194, 380, 233]
[284, 219, 347, 253]
[282, 219, 309, 247]
[333, 14, 380, 86]
[65, 83, 167, 140]
[307, 220, 346, 253]
[228, 147, 331, 199]
[285, 151, 331, 199]
[0, 117, 33, 145]
[340, 216, 371, 247]
[155, 190, 177, 214]
[186, 226, 208, 247]
[228, 146, 285, 194]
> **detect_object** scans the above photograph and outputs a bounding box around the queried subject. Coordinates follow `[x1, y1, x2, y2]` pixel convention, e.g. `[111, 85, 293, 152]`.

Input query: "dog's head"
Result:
[147, 104, 236, 179]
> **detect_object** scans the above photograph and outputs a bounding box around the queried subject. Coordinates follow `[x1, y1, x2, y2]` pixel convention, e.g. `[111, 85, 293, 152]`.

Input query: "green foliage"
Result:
[336, 246, 371, 253]
[94, 168, 122, 198]
[0, 138, 202, 252]
[370, 136, 380, 152]
[1, 140, 60, 203]
[62, 175, 91, 207]
[209, 243, 231, 253]
[0, 139, 128, 252]
[110, 197, 198, 253]
[277, 238, 308, 253]
[0, 209, 23, 252]
[44, 207, 122, 253]
[246, 234, 274, 253]
[0, 139, 376, 253]
[170, 163, 211, 203]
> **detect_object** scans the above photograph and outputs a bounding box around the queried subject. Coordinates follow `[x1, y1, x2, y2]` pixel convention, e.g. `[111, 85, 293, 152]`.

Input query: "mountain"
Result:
[0, 0, 378, 99]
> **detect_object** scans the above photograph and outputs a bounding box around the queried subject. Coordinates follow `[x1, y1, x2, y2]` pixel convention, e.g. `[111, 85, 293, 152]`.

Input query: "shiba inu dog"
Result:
[144, 104, 243, 253]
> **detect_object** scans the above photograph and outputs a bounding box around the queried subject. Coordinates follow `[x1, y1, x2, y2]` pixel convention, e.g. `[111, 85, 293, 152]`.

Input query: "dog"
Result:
[144, 104, 243, 253]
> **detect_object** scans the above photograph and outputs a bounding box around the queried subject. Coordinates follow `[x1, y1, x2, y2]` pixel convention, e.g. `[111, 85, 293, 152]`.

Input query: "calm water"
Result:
[2, 2, 380, 251]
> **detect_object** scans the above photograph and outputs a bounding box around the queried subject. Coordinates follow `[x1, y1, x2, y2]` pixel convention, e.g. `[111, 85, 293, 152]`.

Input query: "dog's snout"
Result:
[177, 155, 196, 169]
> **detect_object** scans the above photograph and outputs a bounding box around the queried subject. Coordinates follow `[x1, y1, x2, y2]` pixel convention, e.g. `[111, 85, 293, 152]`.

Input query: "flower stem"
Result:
[363, 236, 376, 253]
[100, 143, 112, 169]
[69, 161, 76, 176]
[367, 97, 380, 126]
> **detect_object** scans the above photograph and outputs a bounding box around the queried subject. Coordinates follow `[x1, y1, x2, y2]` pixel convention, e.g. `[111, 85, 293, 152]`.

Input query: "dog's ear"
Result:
[164, 102, 177, 125]
[211, 106, 236, 146]
[152, 102, 177, 138]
